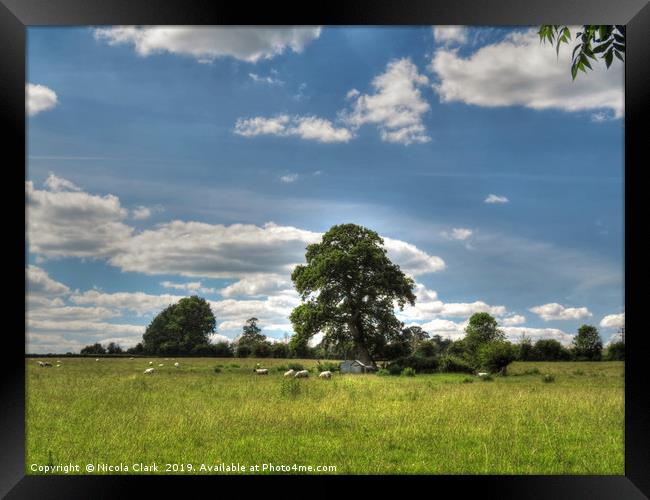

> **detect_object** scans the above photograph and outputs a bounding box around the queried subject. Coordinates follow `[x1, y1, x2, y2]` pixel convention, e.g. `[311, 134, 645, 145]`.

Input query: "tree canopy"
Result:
[290, 223, 416, 366]
[572, 324, 603, 360]
[142, 295, 215, 355]
[538, 25, 625, 79]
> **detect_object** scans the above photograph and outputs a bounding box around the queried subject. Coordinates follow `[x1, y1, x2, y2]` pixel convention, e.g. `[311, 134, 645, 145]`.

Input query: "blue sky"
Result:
[26, 26, 624, 353]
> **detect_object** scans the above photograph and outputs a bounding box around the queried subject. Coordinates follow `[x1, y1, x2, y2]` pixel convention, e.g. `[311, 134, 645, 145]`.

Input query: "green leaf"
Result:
[592, 42, 610, 54]
[613, 43, 625, 53]
[614, 50, 624, 62]
[571, 64, 578, 80]
[605, 49, 613, 68]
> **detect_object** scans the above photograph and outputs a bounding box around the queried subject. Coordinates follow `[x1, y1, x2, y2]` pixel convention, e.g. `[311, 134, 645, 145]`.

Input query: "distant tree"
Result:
[533, 339, 569, 361]
[106, 342, 123, 354]
[538, 25, 625, 79]
[190, 344, 216, 356]
[464, 313, 505, 359]
[238, 318, 266, 347]
[236, 344, 253, 358]
[605, 341, 625, 361]
[143, 296, 216, 355]
[271, 342, 289, 358]
[288, 334, 310, 358]
[80, 343, 106, 355]
[290, 223, 416, 367]
[401, 325, 430, 353]
[252, 341, 272, 358]
[414, 340, 440, 358]
[447, 339, 470, 359]
[572, 325, 603, 361]
[517, 335, 535, 361]
[213, 341, 234, 358]
[478, 341, 517, 375]
[126, 342, 144, 355]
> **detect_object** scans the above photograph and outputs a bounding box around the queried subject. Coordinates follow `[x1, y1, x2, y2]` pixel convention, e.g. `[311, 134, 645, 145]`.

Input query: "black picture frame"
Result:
[2, 1, 648, 497]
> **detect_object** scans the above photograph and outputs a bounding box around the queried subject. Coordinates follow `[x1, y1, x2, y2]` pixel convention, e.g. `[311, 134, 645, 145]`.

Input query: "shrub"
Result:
[287, 362, 305, 371]
[542, 374, 556, 383]
[235, 345, 252, 358]
[388, 356, 438, 374]
[605, 341, 625, 361]
[316, 361, 339, 372]
[213, 367, 221, 373]
[477, 342, 516, 375]
[388, 364, 403, 375]
[480, 374, 494, 382]
[439, 355, 473, 374]
[376, 368, 390, 376]
[276, 365, 288, 372]
[461, 377, 474, 384]
[401, 367, 416, 377]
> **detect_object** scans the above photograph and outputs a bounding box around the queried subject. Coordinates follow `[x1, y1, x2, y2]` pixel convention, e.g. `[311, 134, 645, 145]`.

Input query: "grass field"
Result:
[26, 358, 624, 475]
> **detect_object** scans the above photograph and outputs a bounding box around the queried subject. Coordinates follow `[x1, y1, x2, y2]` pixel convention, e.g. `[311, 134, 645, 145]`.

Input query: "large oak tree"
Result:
[289, 223, 416, 366]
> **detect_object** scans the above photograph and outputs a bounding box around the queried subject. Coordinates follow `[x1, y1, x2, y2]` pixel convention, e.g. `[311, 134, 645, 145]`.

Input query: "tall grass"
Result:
[26, 358, 624, 474]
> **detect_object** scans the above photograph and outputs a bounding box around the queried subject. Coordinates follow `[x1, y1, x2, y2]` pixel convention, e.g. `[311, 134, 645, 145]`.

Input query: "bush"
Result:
[316, 361, 339, 372]
[213, 367, 221, 373]
[401, 367, 416, 377]
[388, 364, 403, 375]
[287, 362, 305, 371]
[276, 365, 288, 372]
[461, 377, 474, 383]
[388, 356, 438, 374]
[376, 368, 390, 376]
[477, 342, 516, 375]
[605, 341, 625, 361]
[480, 374, 494, 382]
[235, 345, 252, 358]
[542, 374, 556, 383]
[439, 355, 473, 374]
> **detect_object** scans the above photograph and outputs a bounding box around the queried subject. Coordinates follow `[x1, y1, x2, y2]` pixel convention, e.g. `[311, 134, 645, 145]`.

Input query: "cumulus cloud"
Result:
[249, 72, 284, 85]
[93, 26, 321, 63]
[44, 173, 81, 192]
[529, 302, 592, 321]
[160, 281, 216, 294]
[502, 314, 526, 326]
[442, 227, 473, 241]
[131, 205, 163, 220]
[484, 194, 509, 204]
[26, 179, 133, 259]
[26, 265, 70, 297]
[280, 173, 299, 183]
[26, 83, 58, 116]
[429, 29, 623, 118]
[234, 115, 353, 143]
[341, 58, 431, 145]
[70, 290, 185, 316]
[600, 312, 624, 329]
[502, 326, 574, 345]
[220, 274, 291, 298]
[432, 26, 468, 46]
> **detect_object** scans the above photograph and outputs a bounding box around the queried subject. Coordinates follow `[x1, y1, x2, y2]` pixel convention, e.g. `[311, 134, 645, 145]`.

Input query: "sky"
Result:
[25, 26, 625, 353]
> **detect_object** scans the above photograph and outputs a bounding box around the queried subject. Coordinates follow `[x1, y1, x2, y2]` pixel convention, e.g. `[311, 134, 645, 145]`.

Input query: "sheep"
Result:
[95, 358, 100, 362]
[174, 362, 179, 367]
[143, 368, 155, 375]
[283, 369, 296, 378]
[158, 363, 164, 367]
[37, 361, 44, 367]
[149, 361, 154, 366]
[38, 361, 53, 367]
[294, 370, 309, 378]
[254, 368, 269, 375]
[477, 372, 489, 377]
[319, 371, 332, 379]
[130, 357, 134, 360]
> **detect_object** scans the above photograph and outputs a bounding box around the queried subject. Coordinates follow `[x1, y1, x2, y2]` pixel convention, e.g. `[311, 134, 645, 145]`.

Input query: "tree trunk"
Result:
[349, 317, 375, 367]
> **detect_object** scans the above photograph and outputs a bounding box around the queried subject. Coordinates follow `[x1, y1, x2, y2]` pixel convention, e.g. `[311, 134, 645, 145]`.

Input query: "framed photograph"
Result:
[3, 0, 649, 497]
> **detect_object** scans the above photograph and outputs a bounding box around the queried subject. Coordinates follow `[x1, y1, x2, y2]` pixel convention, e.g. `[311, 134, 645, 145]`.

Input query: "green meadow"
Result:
[26, 358, 624, 475]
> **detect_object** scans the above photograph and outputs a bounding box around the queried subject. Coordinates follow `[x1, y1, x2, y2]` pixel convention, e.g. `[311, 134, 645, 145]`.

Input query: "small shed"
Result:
[340, 359, 376, 374]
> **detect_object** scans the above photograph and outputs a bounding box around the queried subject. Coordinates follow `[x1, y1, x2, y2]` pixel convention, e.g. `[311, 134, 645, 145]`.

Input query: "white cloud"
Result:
[26, 178, 133, 259]
[280, 173, 298, 183]
[484, 194, 509, 204]
[44, 173, 81, 192]
[432, 26, 468, 46]
[502, 326, 574, 345]
[529, 302, 592, 321]
[26, 265, 70, 297]
[600, 312, 624, 329]
[234, 114, 353, 143]
[249, 72, 283, 85]
[160, 281, 216, 294]
[220, 274, 291, 298]
[26, 83, 58, 116]
[429, 29, 624, 118]
[383, 238, 446, 276]
[70, 290, 185, 316]
[93, 26, 321, 63]
[341, 58, 431, 145]
[502, 314, 526, 326]
[442, 227, 473, 241]
[131, 205, 163, 220]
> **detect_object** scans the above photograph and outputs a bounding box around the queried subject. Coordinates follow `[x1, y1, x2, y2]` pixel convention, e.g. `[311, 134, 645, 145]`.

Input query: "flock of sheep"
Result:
[36, 358, 334, 379]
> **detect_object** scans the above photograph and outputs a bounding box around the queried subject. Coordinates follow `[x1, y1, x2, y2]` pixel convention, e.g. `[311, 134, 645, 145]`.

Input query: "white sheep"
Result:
[294, 370, 309, 378]
[254, 368, 269, 375]
[174, 362, 179, 367]
[283, 369, 296, 378]
[149, 361, 153, 366]
[319, 371, 332, 379]
[144, 368, 155, 375]
[478, 372, 489, 377]
[95, 358, 100, 362]
[37, 361, 44, 367]
[158, 363, 164, 367]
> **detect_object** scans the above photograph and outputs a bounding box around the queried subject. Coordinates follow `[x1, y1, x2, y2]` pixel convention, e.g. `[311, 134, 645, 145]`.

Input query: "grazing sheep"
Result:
[39, 361, 53, 367]
[37, 361, 44, 367]
[319, 371, 332, 379]
[174, 362, 179, 367]
[254, 368, 269, 375]
[294, 370, 309, 378]
[158, 363, 164, 367]
[477, 372, 488, 377]
[283, 369, 296, 378]
[130, 357, 134, 360]
[95, 358, 100, 362]
[144, 368, 154, 375]
[149, 361, 153, 366]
